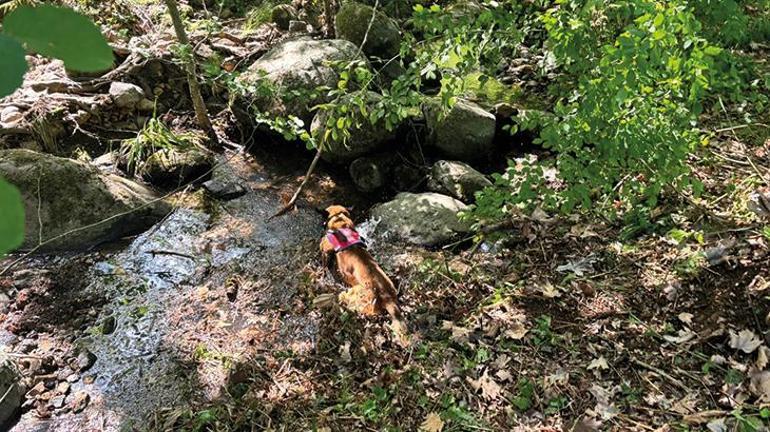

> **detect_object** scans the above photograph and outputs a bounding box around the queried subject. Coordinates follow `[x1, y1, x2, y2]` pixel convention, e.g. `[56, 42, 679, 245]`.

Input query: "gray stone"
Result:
[335, 2, 402, 60]
[370, 192, 470, 246]
[141, 147, 214, 186]
[202, 178, 246, 200]
[425, 98, 496, 161]
[428, 160, 491, 203]
[288, 20, 310, 33]
[0, 106, 23, 125]
[109, 82, 145, 109]
[238, 39, 365, 122]
[312, 91, 396, 163]
[271, 4, 297, 30]
[0, 355, 24, 427]
[0, 149, 171, 251]
[76, 350, 96, 372]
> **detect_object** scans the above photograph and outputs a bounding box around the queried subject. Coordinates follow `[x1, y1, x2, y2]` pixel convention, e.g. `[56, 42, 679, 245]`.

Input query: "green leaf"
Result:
[0, 35, 28, 98]
[703, 46, 722, 56]
[4, 5, 113, 72]
[0, 177, 25, 256]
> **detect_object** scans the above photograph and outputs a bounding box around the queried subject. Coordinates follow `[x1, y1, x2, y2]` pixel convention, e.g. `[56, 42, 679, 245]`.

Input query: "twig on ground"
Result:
[268, 147, 323, 220]
[631, 357, 690, 393]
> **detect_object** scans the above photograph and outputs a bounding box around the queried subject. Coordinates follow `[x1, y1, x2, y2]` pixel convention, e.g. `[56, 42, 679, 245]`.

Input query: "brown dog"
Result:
[320, 205, 408, 345]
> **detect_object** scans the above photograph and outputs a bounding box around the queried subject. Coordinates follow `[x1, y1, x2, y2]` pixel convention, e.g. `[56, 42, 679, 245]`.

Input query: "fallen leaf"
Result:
[750, 370, 770, 401]
[588, 384, 618, 420]
[729, 329, 762, 354]
[587, 356, 609, 371]
[706, 418, 727, 432]
[466, 369, 502, 401]
[678, 312, 694, 325]
[495, 369, 513, 382]
[442, 321, 471, 344]
[757, 346, 770, 370]
[556, 255, 598, 276]
[420, 412, 444, 432]
[339, 341, 351, 363]
[540, 281, 562, 298]
[663, 328, 697, 345]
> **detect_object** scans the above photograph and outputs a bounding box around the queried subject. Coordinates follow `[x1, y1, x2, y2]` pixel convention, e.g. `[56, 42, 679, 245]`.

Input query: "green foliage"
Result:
[4, 5, 113, 71]
[0, 178, 25, 256]
[0, 34, 27, 98]
[244, 0, 289, 31]
[120, 117, 201, 174]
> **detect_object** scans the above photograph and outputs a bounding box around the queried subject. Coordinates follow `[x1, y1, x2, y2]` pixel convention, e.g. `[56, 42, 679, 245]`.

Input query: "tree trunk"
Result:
[163, 0, 220, 149]
[322, 0, 335, 37]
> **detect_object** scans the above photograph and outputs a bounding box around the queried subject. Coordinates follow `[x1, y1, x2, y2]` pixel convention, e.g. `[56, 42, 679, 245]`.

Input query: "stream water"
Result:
[7, 153, 329, 431]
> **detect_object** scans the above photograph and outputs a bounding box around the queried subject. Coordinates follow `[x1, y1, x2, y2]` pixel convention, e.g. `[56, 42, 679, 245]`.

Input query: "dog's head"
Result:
[324, 205, 355, 230]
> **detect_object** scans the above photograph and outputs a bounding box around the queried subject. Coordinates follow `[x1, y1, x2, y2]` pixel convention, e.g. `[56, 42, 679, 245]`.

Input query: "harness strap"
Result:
[327, 227, 365, 252]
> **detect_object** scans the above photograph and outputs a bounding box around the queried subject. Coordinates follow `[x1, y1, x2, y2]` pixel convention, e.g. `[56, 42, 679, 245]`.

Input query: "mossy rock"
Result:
[335, 2, 402, 60]
[141, 147, 214, 187]
[0, 149, 171, 251]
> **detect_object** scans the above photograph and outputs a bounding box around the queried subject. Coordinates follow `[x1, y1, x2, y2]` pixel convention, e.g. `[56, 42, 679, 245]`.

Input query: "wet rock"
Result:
[0, 357, 24, 427]
[427, 160, 491, 203]
[50, 395, 66, 409]
[109, 82, 145, 109]
[202, 178, 246, 200]
[70, 391, 90, 413]
[424, 98, 496, 161]
[141, 147, 214, 186]
[272, 4, 297, 29]
[27, 381, 46, 398]
[370, 192, 470, 246]
[238, 38, 365, 121]
[335, 2, 402, 60]
[0, 149, 172, 251]
[100, 316, 117, 335]
[76, 350, 97, 372]
[312, 91, 397, 163]
[55, 381, 70, 395]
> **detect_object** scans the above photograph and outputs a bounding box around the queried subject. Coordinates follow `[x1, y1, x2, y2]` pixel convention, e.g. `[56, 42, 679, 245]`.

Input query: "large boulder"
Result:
[141, 147, 214, 186]
[0, 355, 23, 428]
[335, 2, 402, 60]
[370, 192, 470, 246]
[424, 98, 496, 161]
[0, 149, 171, 251]
[427, 160, 491, 203]
[238, 38, 365, 122]
[311, 91, 396, 163]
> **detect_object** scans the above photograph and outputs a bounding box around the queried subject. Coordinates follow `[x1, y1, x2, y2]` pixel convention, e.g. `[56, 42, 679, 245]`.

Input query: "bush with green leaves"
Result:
[469, 0, 767, 226]
[0, 5, 113, 256]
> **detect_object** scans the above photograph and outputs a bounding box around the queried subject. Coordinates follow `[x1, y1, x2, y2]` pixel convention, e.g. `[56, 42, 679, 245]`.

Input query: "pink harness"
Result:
[326, 228, 365, 252]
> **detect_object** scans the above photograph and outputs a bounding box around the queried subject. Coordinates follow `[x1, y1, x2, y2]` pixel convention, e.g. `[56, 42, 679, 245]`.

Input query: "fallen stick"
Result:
[269, 147, 322, 220]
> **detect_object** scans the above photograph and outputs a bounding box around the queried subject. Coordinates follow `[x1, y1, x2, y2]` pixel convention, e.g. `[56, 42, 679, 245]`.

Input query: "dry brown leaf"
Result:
[729, 329, 762, 354]
[467, 369, 502, 401]
[678, 312, 694, 325]
[587, 356, 609, 371]
[757, 346, 770, 370]
[420, 412, 444, 432]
